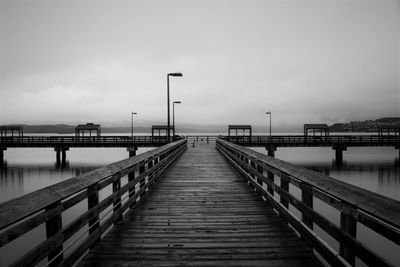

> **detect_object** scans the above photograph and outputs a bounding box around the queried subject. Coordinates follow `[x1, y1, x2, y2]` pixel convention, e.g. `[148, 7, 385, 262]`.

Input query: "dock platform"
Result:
[79, 143, 321, 266]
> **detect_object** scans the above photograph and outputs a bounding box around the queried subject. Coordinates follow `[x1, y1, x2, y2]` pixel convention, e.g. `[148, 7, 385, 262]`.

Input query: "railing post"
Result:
[113, 174, 122, 223]
[139, 164, 146, 197]
[340, 205, 357, 266]
[153, 157, 160, 181]
[301, 183, 313, 229]
[45, 201, 63, 267]
[128, 169, 136, 208]
[256, 164, 263, 186]
[280, 174, 289, 208]
[250, 160, 256, 181]
[147, 159, 154, 186]
[87, 185, 100, 237]
[127, 146, 137, 207]
[266, 146, 276, 195]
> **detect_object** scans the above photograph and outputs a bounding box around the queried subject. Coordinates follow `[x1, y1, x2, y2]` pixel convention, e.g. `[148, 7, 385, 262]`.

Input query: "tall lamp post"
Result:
[167, 72, 183, 142]
[173, 101, 181, 140]
[266, 111, 271, 143]
[131, 112, 137, 139]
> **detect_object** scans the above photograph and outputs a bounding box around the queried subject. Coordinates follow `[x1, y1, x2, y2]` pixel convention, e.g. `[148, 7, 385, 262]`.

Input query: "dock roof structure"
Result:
[0, 125, 24, 137]
[378, 124, 400, 136]
[228, 125, 252, 136]
[304, 124, 329, 137]
[151, 125, 174, 136]
[75, 123, 101, 137]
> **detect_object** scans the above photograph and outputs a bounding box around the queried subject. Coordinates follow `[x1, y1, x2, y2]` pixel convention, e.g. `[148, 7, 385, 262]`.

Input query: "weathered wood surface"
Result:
[217, 139, 400, 229]
[79, 143, 321, 266]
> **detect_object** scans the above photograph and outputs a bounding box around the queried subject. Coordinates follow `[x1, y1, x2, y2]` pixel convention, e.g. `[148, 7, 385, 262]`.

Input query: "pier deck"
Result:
[79, 143, 321, 266]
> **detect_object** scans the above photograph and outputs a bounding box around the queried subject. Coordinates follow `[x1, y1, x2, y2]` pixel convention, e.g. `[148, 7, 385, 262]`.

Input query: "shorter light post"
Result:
[266, 111, 271, 143]
[131, 112, 137, 139]
[173, 101, 181, 140]
[167, 72, 183, 142]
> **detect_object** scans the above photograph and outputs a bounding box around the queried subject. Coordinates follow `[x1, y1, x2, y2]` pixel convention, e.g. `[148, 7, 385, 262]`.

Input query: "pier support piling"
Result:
[0, 148, 6, 162]
[267, 146, 276, 157]
[333, 146, 347, 166]
[127, 146, 138, 157]
[55, 147, 69, 167]
[55, 149, 61, 166]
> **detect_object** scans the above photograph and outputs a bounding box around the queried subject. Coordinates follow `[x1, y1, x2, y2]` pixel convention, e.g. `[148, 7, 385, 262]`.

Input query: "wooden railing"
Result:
[0, 135, 185, 147]
[216, 138, 400, 267]
[0, 139, 187, 266]
[219, 135, 400, 147]
[185, 135, 218, 143]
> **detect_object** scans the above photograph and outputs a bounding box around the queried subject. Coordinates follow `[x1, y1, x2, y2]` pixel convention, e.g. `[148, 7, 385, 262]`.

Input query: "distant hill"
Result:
[2, 124, 149, 134]
[19, 124, 76, 134]
[2, 117, 398, 134]
[329, 117, 400, 132]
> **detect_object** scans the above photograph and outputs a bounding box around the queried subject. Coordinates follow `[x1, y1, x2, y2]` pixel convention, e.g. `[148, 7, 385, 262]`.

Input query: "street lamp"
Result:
[167, 72, 183, 142]
[173, 101, 181, 139]
[131, 112, 137, 139]
[266, 111, 271, 142]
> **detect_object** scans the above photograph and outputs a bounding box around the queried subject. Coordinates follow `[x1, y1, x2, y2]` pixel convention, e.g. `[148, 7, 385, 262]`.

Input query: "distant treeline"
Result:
[3, 117, 398, 134]
[330, 117, 400, 132]
[14, 124, 149, 134]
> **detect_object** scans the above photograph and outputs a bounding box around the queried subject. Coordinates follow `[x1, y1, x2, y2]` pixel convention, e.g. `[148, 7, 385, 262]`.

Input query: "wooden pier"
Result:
[0, 135, 183, 165]
[80, 143, 320, 266]
[0, 138, 399, 266]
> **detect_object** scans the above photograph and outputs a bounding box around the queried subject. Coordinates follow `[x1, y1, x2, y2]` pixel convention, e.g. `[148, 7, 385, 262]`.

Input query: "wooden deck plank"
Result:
[79, 143, 321, 267]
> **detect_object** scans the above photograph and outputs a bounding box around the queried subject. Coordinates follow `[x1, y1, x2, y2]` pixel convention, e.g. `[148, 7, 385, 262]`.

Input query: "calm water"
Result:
[0, 133, 399, 266]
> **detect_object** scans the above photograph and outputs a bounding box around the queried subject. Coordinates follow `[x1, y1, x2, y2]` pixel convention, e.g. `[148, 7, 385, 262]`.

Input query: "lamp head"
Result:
[174, 101, 182, 104]
[168, 72, 183, 77]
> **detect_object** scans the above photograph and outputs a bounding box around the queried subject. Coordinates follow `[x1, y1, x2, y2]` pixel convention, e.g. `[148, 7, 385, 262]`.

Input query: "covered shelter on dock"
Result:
[228, 125, 252, 137]
[75, 123, 101, 137]
[378, 124, 400, 137]
[304, 124, 329, 138]
[151, 125, 173, 137]
[0, 125, 24, 137]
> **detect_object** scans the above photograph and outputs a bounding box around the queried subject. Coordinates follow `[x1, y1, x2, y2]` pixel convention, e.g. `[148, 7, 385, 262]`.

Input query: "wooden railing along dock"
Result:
[185, 135, 218, 143]
[220, 134, 400, 148]
[217, 138, 400, 267]
[1, 137, 399, 266]
[0, 135, 183, 148]
[0, 139, 187, 266]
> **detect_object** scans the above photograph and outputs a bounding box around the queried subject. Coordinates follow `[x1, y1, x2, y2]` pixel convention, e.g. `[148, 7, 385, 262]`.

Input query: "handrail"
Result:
[219, 135, 400, 147]
[216, 138, 400, 267]
[185, 135, 218, 143]
[0, 135, 184, 147]
[0, 139, 187, 266]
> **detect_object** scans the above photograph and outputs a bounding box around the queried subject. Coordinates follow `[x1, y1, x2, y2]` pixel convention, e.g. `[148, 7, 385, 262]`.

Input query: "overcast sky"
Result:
[0, 0, 399, 129]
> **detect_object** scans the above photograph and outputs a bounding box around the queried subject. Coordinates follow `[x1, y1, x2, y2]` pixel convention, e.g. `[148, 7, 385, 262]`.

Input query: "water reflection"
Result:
[252, 147, 400, 201]
[0, 162, 102, 203]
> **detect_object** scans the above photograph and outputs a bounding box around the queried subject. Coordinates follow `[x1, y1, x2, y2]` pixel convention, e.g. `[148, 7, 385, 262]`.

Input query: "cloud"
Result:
[0, 0, 398, 127]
